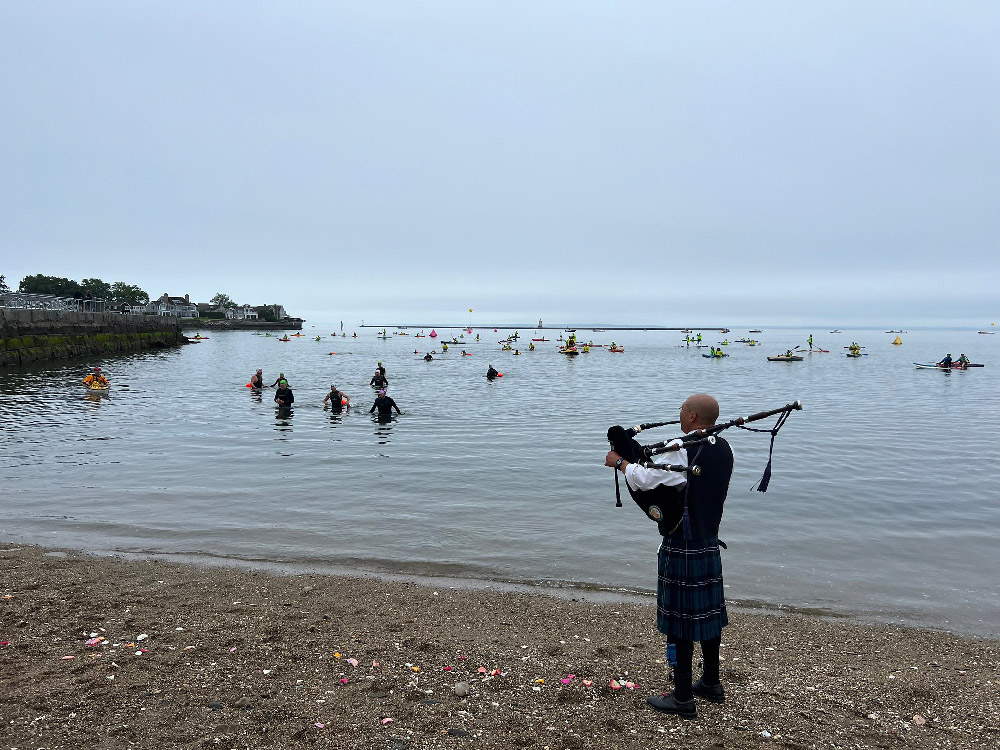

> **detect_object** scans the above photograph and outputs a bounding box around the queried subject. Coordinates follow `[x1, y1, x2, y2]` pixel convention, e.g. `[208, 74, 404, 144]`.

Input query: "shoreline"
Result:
[1, 544, 996, 749]
[100, 547, 974, 640]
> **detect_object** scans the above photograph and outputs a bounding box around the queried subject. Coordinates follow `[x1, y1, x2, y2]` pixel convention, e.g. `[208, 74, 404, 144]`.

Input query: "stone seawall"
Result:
[182, 317, 304, 331]
[0, 309, 186, 367]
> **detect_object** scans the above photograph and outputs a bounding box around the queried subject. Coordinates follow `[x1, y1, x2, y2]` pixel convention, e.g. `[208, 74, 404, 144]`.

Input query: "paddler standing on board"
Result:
[808, 334, 813, 349]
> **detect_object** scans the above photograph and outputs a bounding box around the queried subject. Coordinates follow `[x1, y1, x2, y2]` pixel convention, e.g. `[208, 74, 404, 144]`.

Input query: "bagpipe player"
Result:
[605, 393, 733, 719]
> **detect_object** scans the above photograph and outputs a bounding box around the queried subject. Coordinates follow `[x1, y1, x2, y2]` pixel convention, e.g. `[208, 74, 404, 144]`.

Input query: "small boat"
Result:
[845, 352, 866, 358]
[560, 347, 579, 355]
[830, 329, 842, 333]
[749, 329, 762, 333]
[187, 336, 210, 341]
[914, 362, 983, 370]
[702, 353, 728, 358]
[85, 383, 110, 395]
[978, 331, 995, 335]
[607, 347, 625, 353]
[532, 338, 549, 342]
[278, 337, 291, 342]
[767, 355, 803, 361]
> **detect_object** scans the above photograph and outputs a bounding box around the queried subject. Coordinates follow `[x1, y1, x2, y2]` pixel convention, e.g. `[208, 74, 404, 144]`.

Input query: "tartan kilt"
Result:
[656, 535, 728, 642]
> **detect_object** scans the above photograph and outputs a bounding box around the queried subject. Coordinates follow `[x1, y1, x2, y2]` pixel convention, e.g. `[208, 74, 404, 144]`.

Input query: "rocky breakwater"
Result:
[186, 317, 304, 331]
[0, 309, 186, 367]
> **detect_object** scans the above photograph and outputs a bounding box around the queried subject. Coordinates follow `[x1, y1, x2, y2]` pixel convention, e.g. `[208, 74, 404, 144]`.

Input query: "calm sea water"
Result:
[2, 323, 997, 637]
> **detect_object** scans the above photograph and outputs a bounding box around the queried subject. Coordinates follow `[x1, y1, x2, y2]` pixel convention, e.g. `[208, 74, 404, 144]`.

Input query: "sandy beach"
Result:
[0, 544, 996, 750]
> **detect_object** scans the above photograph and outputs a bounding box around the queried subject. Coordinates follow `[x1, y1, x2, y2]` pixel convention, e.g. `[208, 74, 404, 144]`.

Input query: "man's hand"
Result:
[605, 450, 622, 468]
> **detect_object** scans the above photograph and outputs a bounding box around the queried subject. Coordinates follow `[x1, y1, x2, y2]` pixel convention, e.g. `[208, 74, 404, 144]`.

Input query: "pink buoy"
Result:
[429, 329, 438, 338]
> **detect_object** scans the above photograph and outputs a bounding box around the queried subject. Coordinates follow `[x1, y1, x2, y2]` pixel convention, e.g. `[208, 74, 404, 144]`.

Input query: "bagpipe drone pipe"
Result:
[607, 401, 803, 528]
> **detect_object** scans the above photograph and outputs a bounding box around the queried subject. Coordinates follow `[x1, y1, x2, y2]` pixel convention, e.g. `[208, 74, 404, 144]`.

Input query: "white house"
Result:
[225, 304, 259, 320]
[148, 294, 198, 317]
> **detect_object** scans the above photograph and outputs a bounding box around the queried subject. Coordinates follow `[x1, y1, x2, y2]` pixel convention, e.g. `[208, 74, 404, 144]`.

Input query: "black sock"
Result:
[672, 638, 694, 701]
[701, 636, 721, 685]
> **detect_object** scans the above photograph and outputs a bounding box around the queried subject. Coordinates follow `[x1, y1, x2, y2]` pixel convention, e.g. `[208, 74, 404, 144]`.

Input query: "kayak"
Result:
[186, 336, 209, 341]
[702, 354, 728, 358]
[914, 362, 983, 370]
[845, 352, 868, 357]
[85, 383, 110, 394]
[767, 355, 803, 361]
[531, 338, 549, 341]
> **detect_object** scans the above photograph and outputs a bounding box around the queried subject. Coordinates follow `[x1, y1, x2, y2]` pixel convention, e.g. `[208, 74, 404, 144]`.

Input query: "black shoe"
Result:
[646, 692, 697, 718]
[692, 678, 725, 703]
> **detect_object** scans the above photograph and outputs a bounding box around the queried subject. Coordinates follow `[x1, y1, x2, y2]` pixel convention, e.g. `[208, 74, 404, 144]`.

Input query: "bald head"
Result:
[682, 394, 719, 429]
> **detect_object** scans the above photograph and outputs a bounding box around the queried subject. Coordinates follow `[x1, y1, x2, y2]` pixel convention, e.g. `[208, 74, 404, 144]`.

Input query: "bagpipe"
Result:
[608, 401, 803, 513]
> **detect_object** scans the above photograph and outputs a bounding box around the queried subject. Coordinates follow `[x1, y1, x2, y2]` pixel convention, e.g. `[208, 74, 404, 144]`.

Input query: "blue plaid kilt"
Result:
[656, 535, 728, 642]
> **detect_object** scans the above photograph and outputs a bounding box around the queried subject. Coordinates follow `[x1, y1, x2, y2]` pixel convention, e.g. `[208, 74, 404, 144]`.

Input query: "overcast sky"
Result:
[1, 2, 996, 326]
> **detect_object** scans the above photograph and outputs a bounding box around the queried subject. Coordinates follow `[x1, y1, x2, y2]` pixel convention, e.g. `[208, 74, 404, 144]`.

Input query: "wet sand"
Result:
[0, 544, 996, 749]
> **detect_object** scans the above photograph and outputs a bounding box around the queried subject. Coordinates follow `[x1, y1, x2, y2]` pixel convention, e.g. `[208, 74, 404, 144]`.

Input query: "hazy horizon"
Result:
[2, 2, 996, 326]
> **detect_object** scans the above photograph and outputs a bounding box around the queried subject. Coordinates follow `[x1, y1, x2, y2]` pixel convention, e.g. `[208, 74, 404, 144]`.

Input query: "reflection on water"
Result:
[324, 405, 348, 428]
[274, 407, 294, 438]
[374, 414, 395, 444]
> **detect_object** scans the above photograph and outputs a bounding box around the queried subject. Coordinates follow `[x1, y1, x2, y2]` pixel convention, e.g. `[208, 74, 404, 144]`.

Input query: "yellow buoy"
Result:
[892, 336, 902, 345]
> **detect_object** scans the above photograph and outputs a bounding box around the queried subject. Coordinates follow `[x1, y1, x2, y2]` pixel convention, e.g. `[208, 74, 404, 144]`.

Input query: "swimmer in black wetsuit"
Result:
[424, 353, 433, 361]
[274, 380, 294, 406]
[323, 384, 350, 412]
[370, 369, 388, 389]
[486, 364, 499, 380]
[370, 389, 401, 416]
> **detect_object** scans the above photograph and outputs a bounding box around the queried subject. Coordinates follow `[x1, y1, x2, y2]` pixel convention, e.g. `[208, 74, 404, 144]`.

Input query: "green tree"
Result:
[18, 274, 82, 296]
[259, 306, 277, 322]
[0, 275, 10, 294]
[110, 282, 149, 306]
[80, 278, 113, 300]
[210, 292, 236, 309]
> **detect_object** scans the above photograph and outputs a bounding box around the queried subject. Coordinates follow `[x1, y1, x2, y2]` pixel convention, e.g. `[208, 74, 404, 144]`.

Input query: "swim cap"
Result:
[378, 388, 387, 396]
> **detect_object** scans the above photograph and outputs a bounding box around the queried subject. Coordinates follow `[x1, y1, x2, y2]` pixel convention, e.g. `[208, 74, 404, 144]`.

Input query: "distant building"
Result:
[226, 304, 259, 320]
[253, 304, 286, 320]
[148, 293, 198, 317]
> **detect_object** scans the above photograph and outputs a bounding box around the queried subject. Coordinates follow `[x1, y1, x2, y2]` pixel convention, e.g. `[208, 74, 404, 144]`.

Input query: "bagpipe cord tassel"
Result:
[746, 408, 792, 493]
